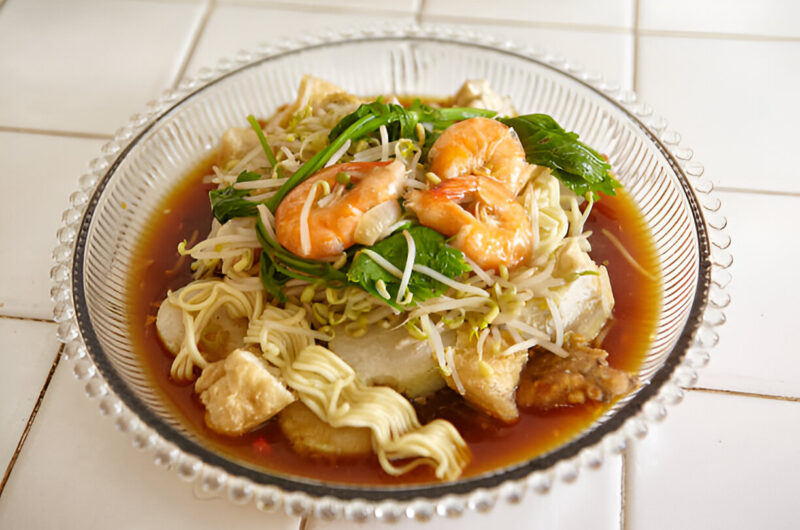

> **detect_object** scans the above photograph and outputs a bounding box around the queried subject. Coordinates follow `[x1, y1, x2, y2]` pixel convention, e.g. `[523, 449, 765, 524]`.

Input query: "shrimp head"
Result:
[428, 117, 528, 195]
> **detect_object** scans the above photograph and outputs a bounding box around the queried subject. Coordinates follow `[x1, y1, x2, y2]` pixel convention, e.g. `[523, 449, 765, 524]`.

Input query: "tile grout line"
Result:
[622, 3, 638, 523]
[426, 13, 800, 43]
[416, 0, 426, 25]
[171, 0, 217, 88]
[148, 1, 800, 43]
[0, 314, 55, 324]
[0, 125, 113, 141]
[689, 386, 800, 403]
[620, 449, 629, 530]
[215, 0, 417, 17]
[0, 346, 63, 497]
[638, 27, 800, 43]
[631, 0, 640, 93]
[422, 13, 632, 34]
[714, 186, 800, 198]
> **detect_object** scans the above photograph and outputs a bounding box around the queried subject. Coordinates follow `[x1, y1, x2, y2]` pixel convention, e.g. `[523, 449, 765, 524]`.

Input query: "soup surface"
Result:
[128, 156, 661, 485]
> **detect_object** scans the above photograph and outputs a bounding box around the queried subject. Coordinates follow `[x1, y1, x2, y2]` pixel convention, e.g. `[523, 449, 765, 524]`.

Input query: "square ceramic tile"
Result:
[184, 3, 414, 77]
[639, 0, 800, 38]
[694, 191, 800, 397]
[216, 0, 419, 14]
[0, 361, 301, 529]
[0, 318, 59, 476]
[628, 390, 800, 529]
[308, 456, 622, 529]
[636, 36, 800, 193]
[0, 132, 104, 320]
[0, 0, 207, 136]
[420, 21, 635, 89]
[422, 0, 634, 28]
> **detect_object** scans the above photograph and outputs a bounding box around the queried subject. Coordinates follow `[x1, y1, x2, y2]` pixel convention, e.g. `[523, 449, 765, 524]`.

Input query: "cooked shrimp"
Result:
[275, 160, 405, 259]
[405, 175, 533, 271]
[428, 117, 528, 195]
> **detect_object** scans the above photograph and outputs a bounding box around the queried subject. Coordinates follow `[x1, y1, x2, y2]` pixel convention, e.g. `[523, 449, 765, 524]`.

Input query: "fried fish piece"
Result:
[516, 335, 637, 411]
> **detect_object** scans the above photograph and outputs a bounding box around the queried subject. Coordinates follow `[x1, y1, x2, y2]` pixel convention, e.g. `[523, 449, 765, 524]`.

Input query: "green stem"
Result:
[427, 107, 496, 122]
[247, 115, 279, 169]
[265, 113, 381, 212]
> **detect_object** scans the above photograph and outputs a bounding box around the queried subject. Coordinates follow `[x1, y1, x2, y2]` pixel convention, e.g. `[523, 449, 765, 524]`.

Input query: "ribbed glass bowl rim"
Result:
[53, 25, 730, 520]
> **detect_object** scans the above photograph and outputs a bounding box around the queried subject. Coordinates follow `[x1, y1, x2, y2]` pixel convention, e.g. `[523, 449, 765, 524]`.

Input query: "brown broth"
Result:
[128, 161, 661, 485]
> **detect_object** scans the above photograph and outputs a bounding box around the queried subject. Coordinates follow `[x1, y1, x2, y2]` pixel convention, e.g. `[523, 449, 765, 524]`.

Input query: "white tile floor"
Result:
[1, 0, 796, 528]
[0, 132, 103, 320]
[0, 319, 59, 475]
[636, 35, 800, 194]
[186, 3, 416, 77]
[216, 0, 421, 15]
[422, 0, 635, 29]
[628, 390, 800, 530]
[420, 21, 636, 90]
[638, 0, 800, 38]
[695, 190, 800, 398]
[0, 0, 207, 136]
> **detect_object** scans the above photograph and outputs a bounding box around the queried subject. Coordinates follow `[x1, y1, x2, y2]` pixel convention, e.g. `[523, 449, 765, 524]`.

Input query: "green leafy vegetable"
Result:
[208, 171, 262, 223]
[258, 251, 291, 302]
[347, 226, 471, 309]
[255, 215, 349, 301]
[327, 99, 414, 143]
[328, 99, 496, 143]
[499, 114, 620, 198]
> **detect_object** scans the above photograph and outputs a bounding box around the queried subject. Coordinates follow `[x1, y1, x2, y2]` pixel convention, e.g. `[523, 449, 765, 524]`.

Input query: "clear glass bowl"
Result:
[51, 26, 731, 522]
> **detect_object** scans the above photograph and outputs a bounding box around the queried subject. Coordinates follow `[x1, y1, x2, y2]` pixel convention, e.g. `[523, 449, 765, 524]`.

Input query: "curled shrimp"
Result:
[428, 117, 528, 195]
[275, 160, 405, 259]
[405, 174, 533, 271]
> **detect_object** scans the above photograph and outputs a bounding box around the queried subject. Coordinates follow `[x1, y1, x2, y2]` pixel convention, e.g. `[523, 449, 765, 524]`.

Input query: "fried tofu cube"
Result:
[195, 349, 294, 436]
[218, 127, 259, 168]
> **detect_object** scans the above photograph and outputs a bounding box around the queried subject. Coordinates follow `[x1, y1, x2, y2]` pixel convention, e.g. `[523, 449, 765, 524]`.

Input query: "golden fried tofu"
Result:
[195, 349, 294, 436]
[218, 127, 259, 168]
[270, 75, 350, 128]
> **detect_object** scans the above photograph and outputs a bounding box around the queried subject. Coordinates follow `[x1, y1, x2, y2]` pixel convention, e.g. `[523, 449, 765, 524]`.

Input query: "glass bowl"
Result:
[51, 26, 731, 522]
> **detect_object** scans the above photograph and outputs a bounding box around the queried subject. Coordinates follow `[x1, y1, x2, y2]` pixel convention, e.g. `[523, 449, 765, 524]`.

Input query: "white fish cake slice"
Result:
[329, 325, 447, 399]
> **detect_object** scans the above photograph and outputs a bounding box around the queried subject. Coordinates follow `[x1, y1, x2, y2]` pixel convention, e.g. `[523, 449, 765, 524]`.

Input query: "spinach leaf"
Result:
[347, 226, 471, 309]
[499, 114, 620, 198]
[208, 170, 262, 223]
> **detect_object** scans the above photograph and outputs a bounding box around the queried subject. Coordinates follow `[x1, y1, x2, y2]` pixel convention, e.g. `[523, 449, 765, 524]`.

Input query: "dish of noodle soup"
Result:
[128, 77, 661, 484]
